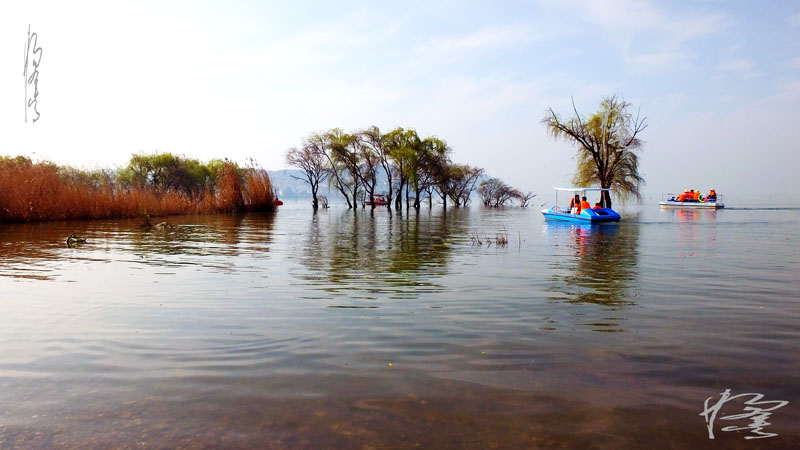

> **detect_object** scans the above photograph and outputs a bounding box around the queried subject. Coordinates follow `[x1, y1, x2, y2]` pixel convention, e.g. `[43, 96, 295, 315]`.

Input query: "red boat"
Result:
[363, 193, 389, 206]
[273, 198, 284, 206]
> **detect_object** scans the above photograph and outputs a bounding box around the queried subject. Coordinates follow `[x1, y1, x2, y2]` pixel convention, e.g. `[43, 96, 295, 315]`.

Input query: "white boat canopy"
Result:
[552, 187, 611, 192]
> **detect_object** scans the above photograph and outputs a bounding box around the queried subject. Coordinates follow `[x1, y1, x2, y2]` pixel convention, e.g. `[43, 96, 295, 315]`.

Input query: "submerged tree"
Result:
[287, 126, 484, 210]
[542, 95, 647, 208]
[515, 191, 536, 207]
[286, 142, 329, 210]
[477, 177, 525, 207]
[362, 126, 394, 208]
[446, 165, 484, 207]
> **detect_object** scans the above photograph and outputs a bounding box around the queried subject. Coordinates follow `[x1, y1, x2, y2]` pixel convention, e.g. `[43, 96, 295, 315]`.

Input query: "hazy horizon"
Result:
[2, 0, 799, 199]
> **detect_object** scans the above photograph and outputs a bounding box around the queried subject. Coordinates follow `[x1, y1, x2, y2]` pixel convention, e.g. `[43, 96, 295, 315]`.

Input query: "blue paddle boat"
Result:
[541, 187, 621, 223]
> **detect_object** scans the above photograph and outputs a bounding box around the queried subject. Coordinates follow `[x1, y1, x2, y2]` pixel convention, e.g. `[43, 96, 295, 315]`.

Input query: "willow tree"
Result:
[383, 127, 419, 211]
[542, 95, 647, 208]
[414, 137, 450, 209]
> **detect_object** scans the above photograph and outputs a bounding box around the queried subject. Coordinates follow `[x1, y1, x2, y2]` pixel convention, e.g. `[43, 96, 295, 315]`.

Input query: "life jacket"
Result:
[581, 201, 591, 210]
[593, 205, 602, 210]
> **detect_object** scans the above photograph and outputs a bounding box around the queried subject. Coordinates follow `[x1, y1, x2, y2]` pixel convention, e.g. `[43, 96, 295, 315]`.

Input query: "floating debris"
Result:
[65, 234, 86, 247]
[141, 214, 174, 231]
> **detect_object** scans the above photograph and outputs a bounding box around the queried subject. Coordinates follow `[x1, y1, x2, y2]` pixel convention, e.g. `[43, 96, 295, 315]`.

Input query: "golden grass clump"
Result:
[0, 156, 274, 223]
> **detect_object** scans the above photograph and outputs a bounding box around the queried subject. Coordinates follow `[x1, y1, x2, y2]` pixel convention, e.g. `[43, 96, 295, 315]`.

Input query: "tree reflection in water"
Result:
[295, 208, 469, 300]
[545, 220, 640, 329]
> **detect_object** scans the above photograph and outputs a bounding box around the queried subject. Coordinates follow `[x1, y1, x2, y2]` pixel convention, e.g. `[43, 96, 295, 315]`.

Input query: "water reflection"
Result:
[660, 208, 718, 257]
[545, 221, 641, 329]
[1, 207, 799, 448]
[293, 208, 468, 300]
[0, 213, 276, 280]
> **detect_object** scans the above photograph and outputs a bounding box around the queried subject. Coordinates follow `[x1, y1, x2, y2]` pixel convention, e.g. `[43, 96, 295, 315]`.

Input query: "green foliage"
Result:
[119, 152, 232, 195]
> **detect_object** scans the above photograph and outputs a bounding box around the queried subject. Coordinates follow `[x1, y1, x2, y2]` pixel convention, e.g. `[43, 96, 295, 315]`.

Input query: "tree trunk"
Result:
[603, 190, 612, 209]
[395, 177, 404, 211]
[385, 170, 393, 209]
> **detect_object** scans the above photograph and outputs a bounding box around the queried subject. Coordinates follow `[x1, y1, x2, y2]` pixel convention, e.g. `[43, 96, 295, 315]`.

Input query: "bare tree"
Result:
[448, 165, 484, 207]
[515, 191, 537, 207]
[286, 143, 329, 210]
[478, 177, 518, 207]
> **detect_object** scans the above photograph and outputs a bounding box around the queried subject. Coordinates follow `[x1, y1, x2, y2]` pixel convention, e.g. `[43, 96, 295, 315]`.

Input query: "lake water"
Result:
[1, 201, 798, 449]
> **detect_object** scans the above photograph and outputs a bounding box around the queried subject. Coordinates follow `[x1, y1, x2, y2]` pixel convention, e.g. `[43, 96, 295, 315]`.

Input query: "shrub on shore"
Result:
[0, 154, 274, 223]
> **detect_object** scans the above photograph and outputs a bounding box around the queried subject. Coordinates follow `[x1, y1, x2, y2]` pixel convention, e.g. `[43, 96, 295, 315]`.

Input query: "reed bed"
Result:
[0, 156, 275, 223]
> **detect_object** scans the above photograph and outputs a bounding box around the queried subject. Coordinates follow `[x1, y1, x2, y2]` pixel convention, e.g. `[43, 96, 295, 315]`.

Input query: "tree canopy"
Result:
[542, 95, 647, 208]
[287, 126, 483, 211]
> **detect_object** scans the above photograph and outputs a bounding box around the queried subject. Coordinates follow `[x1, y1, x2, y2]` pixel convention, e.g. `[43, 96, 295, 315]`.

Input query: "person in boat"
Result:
[593, 202, 603, 210]
[580, 196, 591, 211]
[707, 189, 717, 201]
[569, 194, 581, 214]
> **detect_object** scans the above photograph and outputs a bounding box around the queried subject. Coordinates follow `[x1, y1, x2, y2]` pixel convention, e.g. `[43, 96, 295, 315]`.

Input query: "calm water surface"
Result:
[0, 202, 798, 449]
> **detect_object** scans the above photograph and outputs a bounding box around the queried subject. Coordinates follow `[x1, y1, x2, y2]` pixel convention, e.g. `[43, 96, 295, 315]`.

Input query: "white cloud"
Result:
[420, 24, 540, 56]
[777, 79, 800, 99]
[787, 11, 800, 27]
[557, 0, 728, 72]
[718, 58, 754, 73]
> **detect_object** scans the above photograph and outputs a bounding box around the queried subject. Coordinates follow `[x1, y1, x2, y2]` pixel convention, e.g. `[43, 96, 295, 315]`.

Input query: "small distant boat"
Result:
[541, 187, 621, 223]
[659, 190, 723, 209]
[273, 197, 284, 206]
[363, 193, 389, 207]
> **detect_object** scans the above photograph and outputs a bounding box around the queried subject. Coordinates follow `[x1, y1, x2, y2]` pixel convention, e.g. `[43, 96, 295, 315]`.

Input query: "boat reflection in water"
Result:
[543, 220, 640, 331]
[659, 207, 719, 258]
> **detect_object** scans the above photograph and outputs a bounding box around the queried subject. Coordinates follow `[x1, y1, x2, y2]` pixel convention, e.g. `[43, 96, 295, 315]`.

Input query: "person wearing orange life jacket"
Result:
[593, 202, 603, 210]
[569, 194, 581, 213]
[580, 196, 591, 211]
[707, 189, 717, 201]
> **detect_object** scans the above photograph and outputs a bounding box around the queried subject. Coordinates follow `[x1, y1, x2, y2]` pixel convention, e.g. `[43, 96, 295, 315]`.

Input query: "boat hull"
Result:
[659, 200, 723, 209]
[541, 207, 621, 223]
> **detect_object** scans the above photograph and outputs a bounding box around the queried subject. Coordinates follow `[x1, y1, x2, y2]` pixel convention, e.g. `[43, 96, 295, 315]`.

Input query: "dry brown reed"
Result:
[0, 157, 274, 223]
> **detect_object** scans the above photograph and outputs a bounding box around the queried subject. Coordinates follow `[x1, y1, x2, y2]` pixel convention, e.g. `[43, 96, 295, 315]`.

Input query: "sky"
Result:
[2, 0, 800, 200]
